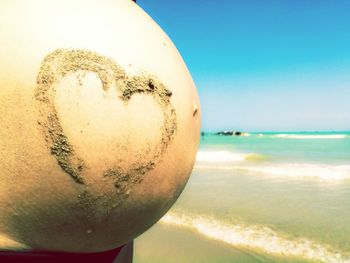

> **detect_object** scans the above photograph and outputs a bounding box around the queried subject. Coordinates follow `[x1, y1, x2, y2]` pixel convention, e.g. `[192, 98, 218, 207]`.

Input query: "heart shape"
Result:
[35, 49, 177, 194]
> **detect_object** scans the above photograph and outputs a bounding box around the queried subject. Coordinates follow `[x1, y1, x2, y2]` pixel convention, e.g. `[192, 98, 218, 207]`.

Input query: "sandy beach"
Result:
[135, 132, 350, 263]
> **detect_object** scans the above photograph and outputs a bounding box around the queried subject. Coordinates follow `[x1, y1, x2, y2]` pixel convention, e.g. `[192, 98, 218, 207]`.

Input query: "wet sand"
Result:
[134, 224, 313, 263]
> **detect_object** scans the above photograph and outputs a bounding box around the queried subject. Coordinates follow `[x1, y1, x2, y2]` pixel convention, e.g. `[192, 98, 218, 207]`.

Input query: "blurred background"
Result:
[134, 1, 350, 263]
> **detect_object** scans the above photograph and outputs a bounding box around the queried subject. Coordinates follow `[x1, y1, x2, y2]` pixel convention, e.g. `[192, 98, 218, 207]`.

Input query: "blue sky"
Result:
[138, 1, 350, 131]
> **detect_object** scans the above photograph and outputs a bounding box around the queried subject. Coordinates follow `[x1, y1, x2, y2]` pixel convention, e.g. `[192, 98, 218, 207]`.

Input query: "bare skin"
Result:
[0, 0, 200, 252]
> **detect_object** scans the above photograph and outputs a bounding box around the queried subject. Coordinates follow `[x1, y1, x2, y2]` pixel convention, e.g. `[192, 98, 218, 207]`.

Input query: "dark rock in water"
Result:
[201, 132, 205, 136]
[217, 130, 245, 136]
[217, 131, 234, 136]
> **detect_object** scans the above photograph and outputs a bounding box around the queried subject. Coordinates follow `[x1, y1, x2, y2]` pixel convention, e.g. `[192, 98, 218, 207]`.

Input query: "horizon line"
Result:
[201, 130, 350, 133]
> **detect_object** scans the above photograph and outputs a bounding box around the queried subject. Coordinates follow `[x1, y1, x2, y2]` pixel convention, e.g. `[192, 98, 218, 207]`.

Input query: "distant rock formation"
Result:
[217, 131, 234, 136]
[217, 130, 248, 136]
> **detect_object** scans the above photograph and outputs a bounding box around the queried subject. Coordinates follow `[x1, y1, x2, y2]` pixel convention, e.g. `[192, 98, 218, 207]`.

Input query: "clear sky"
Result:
[138, 1, 350, 132]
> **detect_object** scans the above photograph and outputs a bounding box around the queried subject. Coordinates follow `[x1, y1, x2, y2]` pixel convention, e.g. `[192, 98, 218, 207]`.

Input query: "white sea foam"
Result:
[272, 134, 347, 139]
[195, 162, 350, 181]
[235, 163, 350, 181]
[160, 212, 350, 263]
[196, 151, 265, 163]
[196, 151, 248, 162]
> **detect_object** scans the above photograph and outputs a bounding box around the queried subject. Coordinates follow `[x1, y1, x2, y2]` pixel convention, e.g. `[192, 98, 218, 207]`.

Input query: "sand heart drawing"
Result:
[35, 49, 177, 192]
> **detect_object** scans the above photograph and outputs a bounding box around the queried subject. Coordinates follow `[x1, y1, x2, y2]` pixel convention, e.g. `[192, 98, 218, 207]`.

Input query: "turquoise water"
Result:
[135, 132, 350, 263]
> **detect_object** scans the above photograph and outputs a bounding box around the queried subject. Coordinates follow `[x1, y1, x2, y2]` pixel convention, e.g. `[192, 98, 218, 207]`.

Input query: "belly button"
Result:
[193, 103, 198, 117]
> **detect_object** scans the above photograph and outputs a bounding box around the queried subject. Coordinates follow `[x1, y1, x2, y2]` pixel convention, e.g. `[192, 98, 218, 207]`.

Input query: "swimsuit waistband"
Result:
[0, 245, 124, 263]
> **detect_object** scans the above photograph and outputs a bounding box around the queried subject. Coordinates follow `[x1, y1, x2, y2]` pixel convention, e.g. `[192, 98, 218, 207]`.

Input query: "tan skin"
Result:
[0, 0, 200, 256]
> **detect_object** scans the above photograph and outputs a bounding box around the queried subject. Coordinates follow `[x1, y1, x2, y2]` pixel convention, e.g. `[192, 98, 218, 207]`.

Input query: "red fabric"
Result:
[0, 246, 123, 263]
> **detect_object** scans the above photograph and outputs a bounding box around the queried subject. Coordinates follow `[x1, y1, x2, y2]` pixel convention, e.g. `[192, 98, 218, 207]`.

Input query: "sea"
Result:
[134, 131, 350, 263]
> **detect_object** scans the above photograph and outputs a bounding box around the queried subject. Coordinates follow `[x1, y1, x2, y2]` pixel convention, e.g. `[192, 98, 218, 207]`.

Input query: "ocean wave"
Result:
[195, 163, 350, 181]
[196, 151, 266, 163]
[272, 134, 347, 139]
[160, 212, 350, 263]
[235, 163, 350, 181]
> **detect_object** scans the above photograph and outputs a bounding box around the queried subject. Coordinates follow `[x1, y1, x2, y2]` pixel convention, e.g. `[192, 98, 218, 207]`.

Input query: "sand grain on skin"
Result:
[35, 49, 177, 201]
